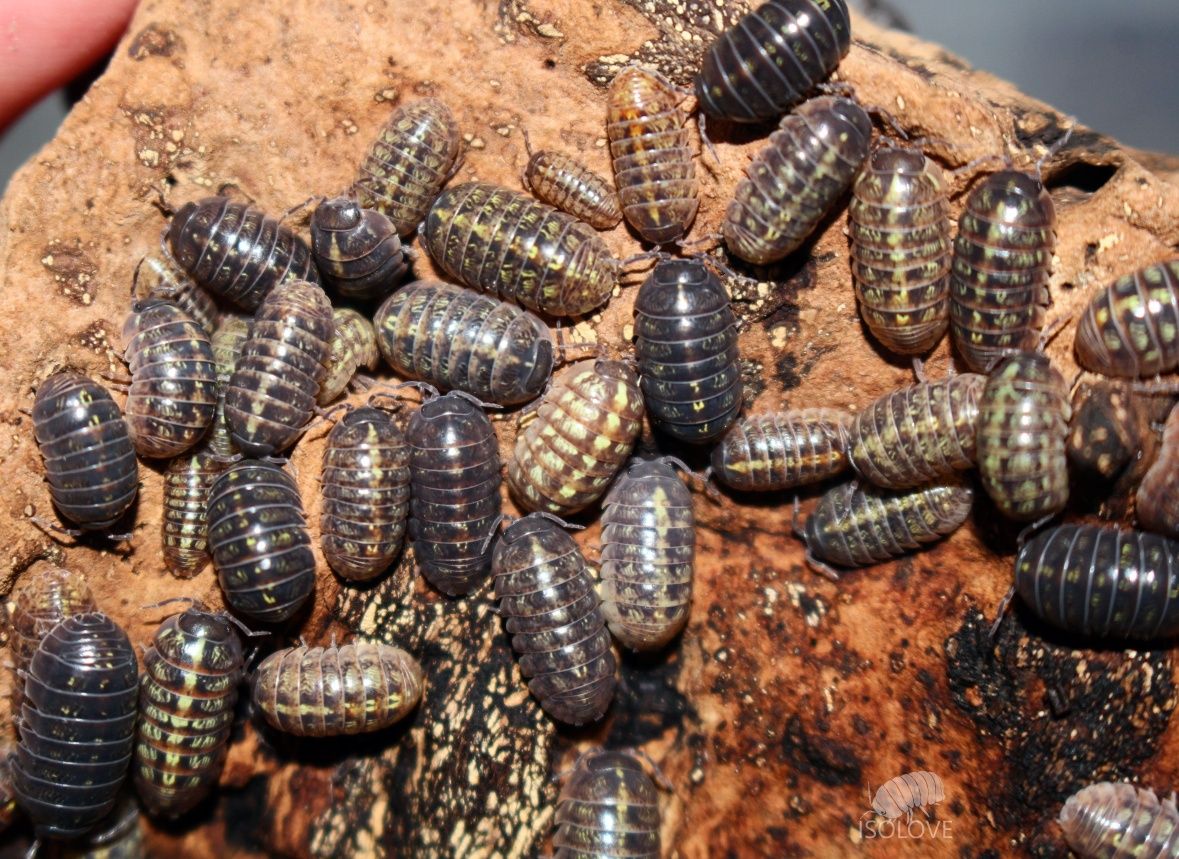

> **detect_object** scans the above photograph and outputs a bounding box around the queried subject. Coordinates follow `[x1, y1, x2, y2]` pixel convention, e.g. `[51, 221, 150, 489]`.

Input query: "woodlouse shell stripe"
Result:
[1074, 259, 1179, 378]
[554, 750, 661, 858]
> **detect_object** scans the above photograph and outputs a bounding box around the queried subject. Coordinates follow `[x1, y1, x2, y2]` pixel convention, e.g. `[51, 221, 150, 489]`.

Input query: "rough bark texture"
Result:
[1, 1, 1178, 857]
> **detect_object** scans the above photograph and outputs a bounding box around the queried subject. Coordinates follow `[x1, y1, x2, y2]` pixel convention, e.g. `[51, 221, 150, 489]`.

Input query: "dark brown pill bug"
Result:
[949, 170, 1056, 373]
[1059, 781, 1179, 858]
[251, 641, 423, 737]
[374, 280, 554, 407]
[406, 392, 502, 596]
[801, 479, 973, 577]
[1067, 381, 1164, 502]
[976, 352, 1070, 521]
[224, 279, 334, 457]
[606, 65, 699, 245]
[521, 139, 622, 230]
[354, 97, 463, 237]
[599, 457, 695, 651]
[318, 308, 380, 406]
[166, 196, 319, 312]
[13, 612, 138, 840]
[1016, 524, 1179, 640]
[8, 563, 96, 715]
[1075, 259, 1179, 378]
[848, 374, 986, 490]
[711, 408, 852, 491]
[133, 604, 244, 818]
[121, 299, 219, 459]
[321, 406, 411, 582]
[32, 371, 139, 532]
[1137, 402, 1179, 540]
[554, 749, 661, 859]
[44, 793, 143, 859]
[849, 146, 953, 355]
[0, 744, 17, 834]
[134, 253, 220, 336]
[507, 360, 644, 515]
[724, 96, 871, 266]
[424, 182, 618, 317]
[206, 459, 315, 624]
[309, 197, 409, 302]
[633, 259, 743, 444]
[492, 514, 616, 725]
[695, 0, 852, 123]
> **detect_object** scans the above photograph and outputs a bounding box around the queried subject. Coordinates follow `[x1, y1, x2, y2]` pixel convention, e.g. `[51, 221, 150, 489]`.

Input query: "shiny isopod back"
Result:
[599, 457, 695, 651]
[711, 408, 852, 491]
[13, 612, 138, 840]
[633, 259, 742, 444]
[32, 371, 138, 532]
[206, 459, 316, 624]
[507, 360, 644, 515]
[492, 514, 616, 725]
[553, 749, 661, 859]
[949, 170, 1056, 373]
[976, 352, 1070, 521]
[1059, 781, 1179, 859]
[695, 0, 852, 123]
[251, 641, 423, 737]
[309, 196, 408, 303]
[521, 140, 622, 230]
[134, 253, 220, 336]
[1067, 379, 1159, 485]
[166, 196, 319, 312]
[849, 146, 953, 355]
[134, 605, 244, 818]
[724, 96, 871, 265]
[374, 280, 554, 407]
[318, 308, 380, 406]
[606, 65, 699, 245]
[1074, 259, 1179, 378]
[1137, 402, 1179, 539]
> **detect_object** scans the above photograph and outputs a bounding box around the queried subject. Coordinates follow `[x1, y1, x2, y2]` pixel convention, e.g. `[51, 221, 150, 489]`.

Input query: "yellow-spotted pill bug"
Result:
[711, 409, 852, 491]
[318, 308, 380, 406]
[1059, 781, 1179, 858]
[521, 137, 622, 230]
[553, 749, 661, 859]
[310, 197, 408, 303]
[1075, 259, 1179, 378]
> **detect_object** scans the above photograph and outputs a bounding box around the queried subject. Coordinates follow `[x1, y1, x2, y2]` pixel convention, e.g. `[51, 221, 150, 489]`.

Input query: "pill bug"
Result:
[8, 563, 96, 714]
[695, 0, 852, 123]
[1137, 402, 1179, 539]
[321, 405, 411, 582]
[599, 457, 695, 651]
[521, 136, 622, 230]
[1067, 380, 1158, 483]
[13, 612, 138, 840]
[1015, 524, 1179, 640]
[318, 308, 380, 406]
[1059, 781, 1179, 859]
[32, 371, 139, 532]
[133, 253, 220, 336]
[849, 146, 952, 355]
[46, 793, 143, 859]
[1075, 259, 1179, 378]
[848, 373, 986, 489]
[633, 259, 743, 444]
[723, 95, 871, 266]
[309, 197, 408, 303]
[976, 352, 1070, 521]
[949, 170, 1056, 373]
[0, 745, 16, 834]
[206, 459, 315, 624]
[406, 391, 502, 595]
[800, 479, 974, 579]
[867, 771, 945, 821]
[424, 182, 619, 317]
[166, 196, 319, 312]
[553, 749, 661, 859]
[353, 97, 463, 237]
[606, 65, 699, 245]
[507, 360, 644, 515]
[711, 408, 852, 491]
[374, 280, 554, 407]
[251, 641, 423, 737]
[224, 279, 334, 457]
[120, 298, 219, 459]
[492, 514, 616, 725]
[133, 604, 244, 818]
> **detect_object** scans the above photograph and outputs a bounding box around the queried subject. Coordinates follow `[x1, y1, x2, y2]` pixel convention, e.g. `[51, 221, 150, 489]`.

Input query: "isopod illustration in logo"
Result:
[864, 771, 946, 822]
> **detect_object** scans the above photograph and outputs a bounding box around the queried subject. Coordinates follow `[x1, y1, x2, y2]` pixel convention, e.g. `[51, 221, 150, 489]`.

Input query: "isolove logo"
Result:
[860, 770, 953, 840]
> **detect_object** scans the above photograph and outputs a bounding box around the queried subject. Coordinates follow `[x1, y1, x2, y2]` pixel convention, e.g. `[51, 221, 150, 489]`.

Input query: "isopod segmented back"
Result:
[1074, 259, 1179, 378]
[522, 145, 622, 230]
[1059, 781, 1179, 859]
[554, 749, 661, 859]
[711, 408, 852, 491]
[318, 308, 380, 406]
[1137, 402, 1179, 540]
[310, 197, 408, 303]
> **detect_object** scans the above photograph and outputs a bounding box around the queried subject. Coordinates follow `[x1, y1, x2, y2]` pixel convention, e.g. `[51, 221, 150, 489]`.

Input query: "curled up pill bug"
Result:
[553, 749, 662, 859]
[309, 196, 409, 303]
[251, 640, 423, 737]
[1058, 781, 1179, 859]
[166, 196, 320, 312]
[318, 308, 380, 406]
[133, 253, 220, 336]
[520, 131, 622, 230]
[1074, 259, 1179, 378]
[492, 513, 616, 725]
[711, 408, 852, 491]
[1137, 402, 1179, 540]
[1066, 379, 1158, 483]
[694, 0, 852, 123]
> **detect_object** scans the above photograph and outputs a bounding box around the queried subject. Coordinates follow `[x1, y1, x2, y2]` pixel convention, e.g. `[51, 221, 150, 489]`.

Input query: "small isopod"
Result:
[318, 308, 380, 406]
[1067, 380, 1158, 484]
[251, 640, 423, 737]
[866, 771, 945, 821]
[134, 253, 220, 336]
[521, 137, 622, 230]
[309, 196, 409, 303]
[1059, 781, 1179, 858]
[711, 408, 852, 491]
[606, 65, 698, 245]
[1075, 259, 1179, 378]
[1137, 402, 1179, 539]
[553, 749, 661, 859]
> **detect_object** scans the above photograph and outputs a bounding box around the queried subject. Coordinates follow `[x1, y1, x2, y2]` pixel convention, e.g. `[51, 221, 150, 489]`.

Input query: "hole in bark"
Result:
[1045, 160, 1118, 195]
[543, 58, 556, 69]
